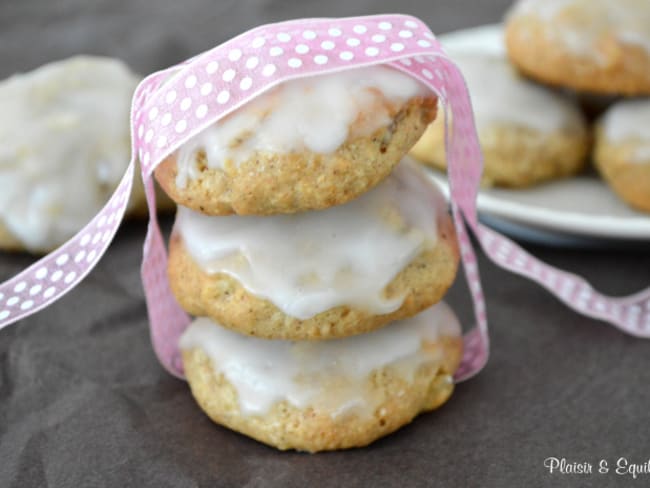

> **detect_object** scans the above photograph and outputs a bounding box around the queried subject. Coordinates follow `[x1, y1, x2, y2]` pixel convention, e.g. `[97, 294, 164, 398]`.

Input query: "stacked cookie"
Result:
[593, 100, 650, 211]
[155, 65, 463, 451]
[506, 0, 650, 96]
[412, 0, 650, 212]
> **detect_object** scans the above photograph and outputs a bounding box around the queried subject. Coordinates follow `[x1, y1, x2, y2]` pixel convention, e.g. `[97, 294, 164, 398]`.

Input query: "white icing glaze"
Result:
[601, 99, 650, 162]
[508, 0, 650, 57]
[175, 161, 442, 319]
[174, 65, 428, 188]
[179, 302, 461, 417]
[0, 56, 139, 252]
[448, 51, 584, 133]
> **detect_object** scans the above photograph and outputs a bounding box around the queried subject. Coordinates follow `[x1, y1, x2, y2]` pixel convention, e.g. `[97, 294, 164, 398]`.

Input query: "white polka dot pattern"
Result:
[0, 164, 134, 329]
[476, 225, 650, 338]
[2, 15, 649, 385]
[141, 178, 191, 377]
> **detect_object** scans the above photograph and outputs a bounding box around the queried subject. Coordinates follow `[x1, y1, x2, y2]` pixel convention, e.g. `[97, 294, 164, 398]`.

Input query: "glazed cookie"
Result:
[410, 51, 589, 187]
[505, 0, 650, 95]
[594, 99, 650, 212]
[0, 56, 170, 254]
[180, 302, 463, 452]
[168, 161, 459, 340]
[155, 66, 437, 215]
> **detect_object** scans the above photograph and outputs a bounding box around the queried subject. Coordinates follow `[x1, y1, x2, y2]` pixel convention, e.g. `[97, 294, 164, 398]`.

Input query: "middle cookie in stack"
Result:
[157, 65, 463, 451]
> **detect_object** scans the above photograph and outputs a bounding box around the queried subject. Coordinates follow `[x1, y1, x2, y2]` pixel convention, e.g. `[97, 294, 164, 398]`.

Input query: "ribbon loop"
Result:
[1, 14, 648, 384]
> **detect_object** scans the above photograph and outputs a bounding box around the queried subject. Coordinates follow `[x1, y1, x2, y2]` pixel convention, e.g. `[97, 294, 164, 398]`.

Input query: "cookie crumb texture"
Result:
[182, 335, 462, 452]
[155, 97, 437, 215]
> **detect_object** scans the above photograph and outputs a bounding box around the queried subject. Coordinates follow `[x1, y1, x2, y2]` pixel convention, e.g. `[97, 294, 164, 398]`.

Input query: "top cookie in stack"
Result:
[155, 65, 437, 215]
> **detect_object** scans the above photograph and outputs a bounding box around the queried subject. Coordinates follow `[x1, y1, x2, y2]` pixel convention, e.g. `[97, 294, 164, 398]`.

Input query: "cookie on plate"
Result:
[505, 0, 650, 95]
[0, 56, 172, 254]
[594, 99, 650, 212]
[155, 65, 437, 216]
[410, 52, 589, 187]
[0, 222, 24, 253]
[168, 161, 459, 340]
[180, 302, 463, 452]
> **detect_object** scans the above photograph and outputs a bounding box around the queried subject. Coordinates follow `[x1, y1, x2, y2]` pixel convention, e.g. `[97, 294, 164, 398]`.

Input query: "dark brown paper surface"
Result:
[2, 1, 650, 486]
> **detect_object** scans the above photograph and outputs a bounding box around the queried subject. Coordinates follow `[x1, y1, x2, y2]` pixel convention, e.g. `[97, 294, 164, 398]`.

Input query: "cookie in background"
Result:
[594, 99, 650, 212]
[168, 161, 459, 340]
[0, 56, 173, 255]
[181, 303, 463, 452]
[410, 47, 589, 187]
[155, 66, 437, 216]
[505, 0, 650, 96]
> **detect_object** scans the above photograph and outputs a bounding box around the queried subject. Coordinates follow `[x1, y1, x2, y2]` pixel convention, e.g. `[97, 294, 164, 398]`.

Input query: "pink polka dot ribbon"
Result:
[2, 14, 650, 383]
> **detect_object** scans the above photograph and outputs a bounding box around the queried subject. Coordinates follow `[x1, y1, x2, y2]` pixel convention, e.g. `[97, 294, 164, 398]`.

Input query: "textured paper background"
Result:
[1, 1, 650, 486]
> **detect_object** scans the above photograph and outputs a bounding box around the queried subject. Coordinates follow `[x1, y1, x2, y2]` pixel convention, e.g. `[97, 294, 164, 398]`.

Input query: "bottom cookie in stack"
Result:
[167, 160, 463, 451]
[180, 303, 462, 452]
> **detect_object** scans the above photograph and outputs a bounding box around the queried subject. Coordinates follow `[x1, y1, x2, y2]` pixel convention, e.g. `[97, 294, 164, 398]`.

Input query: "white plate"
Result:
[426, 25, 650, 246]
[427, 166, 650, 244]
